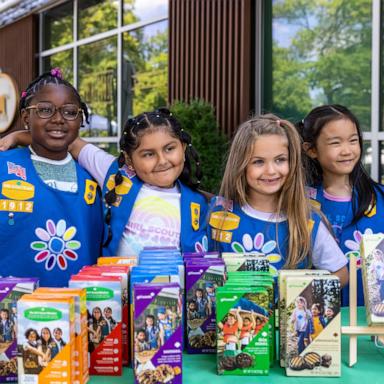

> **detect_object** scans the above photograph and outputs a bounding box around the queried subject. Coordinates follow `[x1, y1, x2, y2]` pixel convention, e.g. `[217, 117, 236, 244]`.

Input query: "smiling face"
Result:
[245, 134, 289, 209]
[28, 331, 37, 342]
[137, 331, 146, 342]
[22, 84, 81, 160]
[104, 308, 112, 319]
[308, 118, 361, 181]
[93, 308, 102, 319]
[227, 314, 236, 325]
[325, 307, 334, 318]
[0, 310, 8, 320]
[54, 329, 62, 340]
[41, 328, 51, 341]
[311, 305, 320, 316]
[146, 316, 154, 326]
[128, 127, 186, 188]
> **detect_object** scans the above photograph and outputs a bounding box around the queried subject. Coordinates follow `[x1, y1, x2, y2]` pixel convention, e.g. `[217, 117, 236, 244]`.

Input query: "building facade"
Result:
[0, 0, 383, 180]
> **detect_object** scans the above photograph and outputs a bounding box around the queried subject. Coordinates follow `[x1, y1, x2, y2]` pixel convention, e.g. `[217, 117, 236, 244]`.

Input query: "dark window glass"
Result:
[78, 37, 118, 137]
[42, 1, 73, 50]
[78, 0, 118, 40]
[122, 20, 168, 122]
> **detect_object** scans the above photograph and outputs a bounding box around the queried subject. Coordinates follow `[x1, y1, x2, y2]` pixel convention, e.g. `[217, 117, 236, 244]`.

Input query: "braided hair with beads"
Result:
[19, 68, 89, 126]
[103, 108, 202, 246]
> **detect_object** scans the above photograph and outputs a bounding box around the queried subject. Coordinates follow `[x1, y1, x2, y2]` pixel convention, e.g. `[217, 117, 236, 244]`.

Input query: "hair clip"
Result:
[188, 143, 192, 147]
[276, 119, 281, 126]
[180, 128, 184, 132]
[21, 91, 27, 98]
[50, 67, 63, 79]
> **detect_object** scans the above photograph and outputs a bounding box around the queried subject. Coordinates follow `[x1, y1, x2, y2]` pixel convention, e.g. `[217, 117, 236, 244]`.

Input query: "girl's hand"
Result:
[0, 130, 32, 151]
[0, 133, 17, 151]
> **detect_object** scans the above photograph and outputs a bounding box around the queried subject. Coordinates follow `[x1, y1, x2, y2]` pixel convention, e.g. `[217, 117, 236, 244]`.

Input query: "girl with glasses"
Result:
[0, 69, 103, 287]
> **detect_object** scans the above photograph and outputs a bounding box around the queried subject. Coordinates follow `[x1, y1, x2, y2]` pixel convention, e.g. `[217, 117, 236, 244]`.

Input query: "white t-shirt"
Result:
[78, 144, 181, 256]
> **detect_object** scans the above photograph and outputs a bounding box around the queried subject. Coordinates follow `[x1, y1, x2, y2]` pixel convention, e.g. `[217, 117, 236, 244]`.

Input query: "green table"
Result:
[90, 307, 384, 383]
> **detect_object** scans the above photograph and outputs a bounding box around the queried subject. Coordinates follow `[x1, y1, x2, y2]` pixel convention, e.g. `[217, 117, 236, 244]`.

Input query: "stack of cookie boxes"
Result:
[279, 270, 341, 376]
[69, 273, 123, 376]
[216, 255, 274, 376]
[0, 277, 38, 383]
[132, 248, 183, 384]
[360, 234, 384, 325]
[183, 252, 225, 353]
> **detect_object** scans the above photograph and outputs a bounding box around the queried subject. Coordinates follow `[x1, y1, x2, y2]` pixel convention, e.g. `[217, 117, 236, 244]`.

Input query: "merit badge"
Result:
[1, 180, 35, 200]
[191, 202, 200, 231]
[84, 179, 98, 204]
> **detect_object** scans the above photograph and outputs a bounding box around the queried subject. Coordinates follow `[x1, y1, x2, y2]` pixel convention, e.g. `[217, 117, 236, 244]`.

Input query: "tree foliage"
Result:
[171, 100, 228, 194]
[272, 0, 371, 129]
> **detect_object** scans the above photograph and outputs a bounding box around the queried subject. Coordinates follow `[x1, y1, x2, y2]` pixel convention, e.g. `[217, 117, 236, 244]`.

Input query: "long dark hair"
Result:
[296, 104, 383, 224]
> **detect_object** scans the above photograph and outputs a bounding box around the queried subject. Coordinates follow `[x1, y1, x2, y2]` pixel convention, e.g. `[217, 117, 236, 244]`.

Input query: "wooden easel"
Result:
[340, 254, 384, 366]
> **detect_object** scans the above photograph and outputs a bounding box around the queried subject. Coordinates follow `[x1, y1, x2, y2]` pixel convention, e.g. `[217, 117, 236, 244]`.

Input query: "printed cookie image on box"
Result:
[216, 288, 270, 376]
[285, 276, 341, 377]
[134, 283, 182, 384]
[185, 263, 225, 353]
[17, 295, 75, 384]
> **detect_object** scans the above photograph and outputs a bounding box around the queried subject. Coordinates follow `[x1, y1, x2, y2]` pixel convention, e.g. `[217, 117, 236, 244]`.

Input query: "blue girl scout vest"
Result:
[101, 160, 209, 255]
[0, 148, 103, 287]
[208, 197, 321, 276]
[307, 185, 384, 306]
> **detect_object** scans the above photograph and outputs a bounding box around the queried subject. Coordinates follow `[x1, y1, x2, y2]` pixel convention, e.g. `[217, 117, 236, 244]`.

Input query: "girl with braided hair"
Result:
[0, 69, 103, 286]
[69, 108, 209, 256]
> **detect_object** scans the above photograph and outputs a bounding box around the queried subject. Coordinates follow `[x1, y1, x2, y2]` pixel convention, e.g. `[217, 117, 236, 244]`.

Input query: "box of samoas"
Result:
[17, 294, 75, 384]
[0, 277, 38, 383]
[216, 286, 270, 375]
[133, 283, 182, 384]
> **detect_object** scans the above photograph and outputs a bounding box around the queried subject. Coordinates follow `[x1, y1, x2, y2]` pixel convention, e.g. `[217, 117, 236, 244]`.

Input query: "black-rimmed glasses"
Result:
[26, 102, 82, 121]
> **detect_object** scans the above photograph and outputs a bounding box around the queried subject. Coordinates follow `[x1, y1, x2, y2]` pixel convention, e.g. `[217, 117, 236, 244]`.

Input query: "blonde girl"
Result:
[209, 114, 348, 285]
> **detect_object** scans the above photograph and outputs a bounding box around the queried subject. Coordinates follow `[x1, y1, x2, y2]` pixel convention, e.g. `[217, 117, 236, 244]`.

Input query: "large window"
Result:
[39, 0, 168, 148]
[267, 0, 383, 180]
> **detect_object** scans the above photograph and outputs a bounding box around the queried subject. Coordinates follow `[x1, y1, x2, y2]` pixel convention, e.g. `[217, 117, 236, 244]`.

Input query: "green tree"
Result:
[171, 100, 227, 194]
[272, 0, 371, 128]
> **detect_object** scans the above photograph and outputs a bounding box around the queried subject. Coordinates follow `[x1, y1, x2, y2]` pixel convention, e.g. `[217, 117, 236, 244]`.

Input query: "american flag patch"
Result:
[7, 161, 27, 180]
